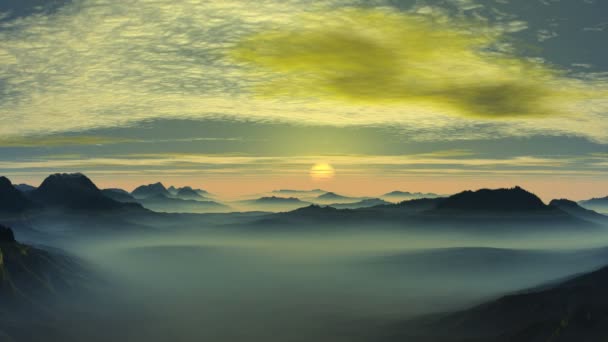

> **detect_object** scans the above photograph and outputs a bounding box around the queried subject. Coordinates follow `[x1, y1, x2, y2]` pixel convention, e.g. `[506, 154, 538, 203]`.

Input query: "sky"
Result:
[0, 0, 607, 200]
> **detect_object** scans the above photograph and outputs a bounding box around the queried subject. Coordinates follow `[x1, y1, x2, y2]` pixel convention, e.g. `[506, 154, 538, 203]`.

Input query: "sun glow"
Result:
[310, 163, 335, 181]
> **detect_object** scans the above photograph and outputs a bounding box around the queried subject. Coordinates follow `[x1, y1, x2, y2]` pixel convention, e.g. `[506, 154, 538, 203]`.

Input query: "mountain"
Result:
[169, 185, 209, 196]
[30, 173, 143, 212]
[316, 192, 358, 203]
[254, 187, 591, 229]
[328, 198, 390, 209]
[272, 189, 326, 196]
[175, 187, 205, 200]
[0, 225, 87, 300]
[579, 196, 608, 214]
[0, 176, 35, 213]
[393, 263, 608, 341]
[550, 199, 608, 224]
[435, 186, 547, 212]
[101, 188, 138, 203]
[138, 194, 229, 213]
[382, 191, 441, 201]
[14, 183, 36, 193]
[238, 196, 311, 212]
[131, 182, 170, 199]
[0, 224, 89, 340]
[252, 196, 307, 204]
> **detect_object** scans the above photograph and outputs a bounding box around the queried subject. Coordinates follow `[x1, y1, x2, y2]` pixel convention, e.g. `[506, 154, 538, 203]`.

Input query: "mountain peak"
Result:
[38, 173, 100, 192]
[317, 192, 349, 200]
[132, 182, 169, 198]
[436, 186, 547, 212]
[0, 224, 16, 243]
[0, 176, 34, 213]
[31, 173, 131, 211]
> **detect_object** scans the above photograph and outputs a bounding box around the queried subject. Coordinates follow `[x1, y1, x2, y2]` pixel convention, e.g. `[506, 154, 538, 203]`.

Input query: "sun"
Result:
[310, 163, 335, 181]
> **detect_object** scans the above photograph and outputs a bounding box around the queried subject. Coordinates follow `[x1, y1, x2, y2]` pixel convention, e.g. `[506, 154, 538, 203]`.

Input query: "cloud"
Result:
[0, 135, 133, 147]
[0, 0, 607, 142]
[232, 8, 605, 119]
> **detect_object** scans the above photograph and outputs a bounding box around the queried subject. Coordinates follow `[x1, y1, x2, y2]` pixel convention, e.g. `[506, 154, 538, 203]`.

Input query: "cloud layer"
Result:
[0, 0, 607, 141]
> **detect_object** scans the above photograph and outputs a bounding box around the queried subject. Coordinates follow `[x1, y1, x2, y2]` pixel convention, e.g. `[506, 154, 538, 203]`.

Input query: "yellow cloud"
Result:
[232, 8, 605, 118]
[0, 135, 132, 147]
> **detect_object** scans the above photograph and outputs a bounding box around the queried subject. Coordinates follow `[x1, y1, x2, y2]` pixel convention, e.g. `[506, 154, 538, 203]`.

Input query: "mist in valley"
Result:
[15, 218, 608, 342]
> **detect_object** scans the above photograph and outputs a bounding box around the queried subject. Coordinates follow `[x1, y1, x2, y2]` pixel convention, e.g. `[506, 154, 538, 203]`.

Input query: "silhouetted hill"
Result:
[101, 188, 138, 203]
[393, 263, 608, 341]
[0, 225, 87, 300]
[328, 198, 390, 209]
[0, 224, 90, 340]
[131, 182, 170, 199]
[175, 187, 205, 200]
[0, 225, 15, 242]
[30, 173, 143, 212]
[435, 186, 547, 212]
[0, 176, 35, 213]
[272, 189, 326, 196]
[579, 196, 608, 213]
[550, 199, 608, 223]
[254, 188, 593, 229]
[316, 192, 358, 202]
[169, 186, 209, 197]
[382, 191, 440, 200]
[138, 194, 229, 213]
[252, 196, 306, 204]
[14, 183, 36, 193]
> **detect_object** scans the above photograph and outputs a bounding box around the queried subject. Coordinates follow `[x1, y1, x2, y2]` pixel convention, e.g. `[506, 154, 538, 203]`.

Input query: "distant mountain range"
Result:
[138, 194, 229, 213]
[579, 196, 608, 213]
[255, 186, 605, 229]
[168, 185, 209, 196]
[132, 182, 170, 199]
[126, 182, 225, 212]
[271, 189, 326, 196]
[327, 198, 390, 209]
[101, 188, 139, 203]
[381, 191, 441, 201]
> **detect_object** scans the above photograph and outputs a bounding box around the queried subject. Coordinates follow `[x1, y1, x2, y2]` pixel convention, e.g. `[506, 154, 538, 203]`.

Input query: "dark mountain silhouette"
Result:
[0, 224, 15, 242]
[14, 183, 36, 193]
[30, 173, 143, 212]
[175, 187, 205, 200]
[550, 199, 608, 223]
[254, 187, 593, 229]
[0, 225, 87, 301]
[392, 263, 608, 341]
[393, 197, 446, 212]
[0, 224, 89, 341]
[0, 176, 35, 213]
[101, 188, 138, 203]
[328, 198, 390, 209]
[435, 186, 547, 212]
[131, 182, 170, 199]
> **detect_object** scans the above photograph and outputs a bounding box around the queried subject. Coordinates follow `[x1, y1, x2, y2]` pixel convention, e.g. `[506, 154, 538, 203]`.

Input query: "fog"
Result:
[12, 218, 604, 342]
